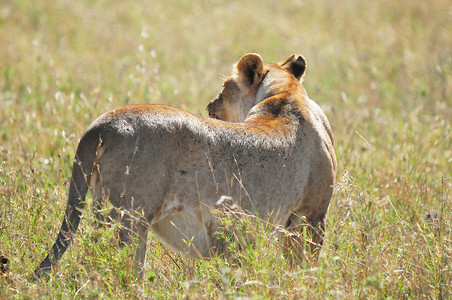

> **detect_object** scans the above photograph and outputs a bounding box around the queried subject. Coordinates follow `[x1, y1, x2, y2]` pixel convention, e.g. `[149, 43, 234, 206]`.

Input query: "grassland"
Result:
[0, 0, 451, 298]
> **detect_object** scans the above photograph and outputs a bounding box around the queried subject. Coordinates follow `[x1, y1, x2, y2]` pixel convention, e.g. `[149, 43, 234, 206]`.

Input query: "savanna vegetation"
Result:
[0, 0, 450, 298]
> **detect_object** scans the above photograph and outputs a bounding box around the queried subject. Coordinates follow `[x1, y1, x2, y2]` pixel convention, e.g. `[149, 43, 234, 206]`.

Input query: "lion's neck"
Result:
[254, 72, 305, 106]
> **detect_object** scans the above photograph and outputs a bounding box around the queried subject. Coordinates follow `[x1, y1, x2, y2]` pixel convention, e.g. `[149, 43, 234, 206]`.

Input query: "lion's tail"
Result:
[33, 129, 102, 279]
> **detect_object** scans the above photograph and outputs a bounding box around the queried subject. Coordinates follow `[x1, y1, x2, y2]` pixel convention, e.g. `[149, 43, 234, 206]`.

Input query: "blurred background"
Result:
[1, 0, 450, 142]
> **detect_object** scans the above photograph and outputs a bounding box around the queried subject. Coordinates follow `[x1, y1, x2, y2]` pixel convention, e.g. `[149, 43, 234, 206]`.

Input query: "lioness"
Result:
[34, 54, 336, 279]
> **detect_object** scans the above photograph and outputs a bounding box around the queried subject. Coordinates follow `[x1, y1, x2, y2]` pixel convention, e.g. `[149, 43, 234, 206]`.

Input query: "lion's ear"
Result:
[281, 54, 306, 80]
[236, 53, 264, 86]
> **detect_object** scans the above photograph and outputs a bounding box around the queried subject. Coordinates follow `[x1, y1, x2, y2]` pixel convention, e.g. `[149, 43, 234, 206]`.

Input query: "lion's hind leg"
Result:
[114, 210, 150, 279]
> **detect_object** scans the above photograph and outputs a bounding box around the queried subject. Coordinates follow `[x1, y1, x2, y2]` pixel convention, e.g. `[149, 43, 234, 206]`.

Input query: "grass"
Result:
[0, 0, 451, 298]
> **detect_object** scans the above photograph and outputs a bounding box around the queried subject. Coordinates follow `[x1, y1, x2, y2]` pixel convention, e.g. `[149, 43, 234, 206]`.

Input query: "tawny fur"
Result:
[34, 54, 336, 279]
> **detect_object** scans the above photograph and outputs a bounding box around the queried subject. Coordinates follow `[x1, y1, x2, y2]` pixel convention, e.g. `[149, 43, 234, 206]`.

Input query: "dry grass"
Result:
[0, 0, 451, 298]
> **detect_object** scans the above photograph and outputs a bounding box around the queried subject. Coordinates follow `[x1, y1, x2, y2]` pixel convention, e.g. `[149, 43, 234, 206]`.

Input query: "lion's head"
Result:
[207, 53, 306, 122]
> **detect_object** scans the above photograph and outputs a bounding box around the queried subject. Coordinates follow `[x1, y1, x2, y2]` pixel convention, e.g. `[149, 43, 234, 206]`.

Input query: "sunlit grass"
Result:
[0, 0, 451, 298]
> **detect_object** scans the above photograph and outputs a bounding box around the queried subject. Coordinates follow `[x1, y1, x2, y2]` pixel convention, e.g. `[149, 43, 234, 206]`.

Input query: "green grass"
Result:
[0, 0, 451, 298]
